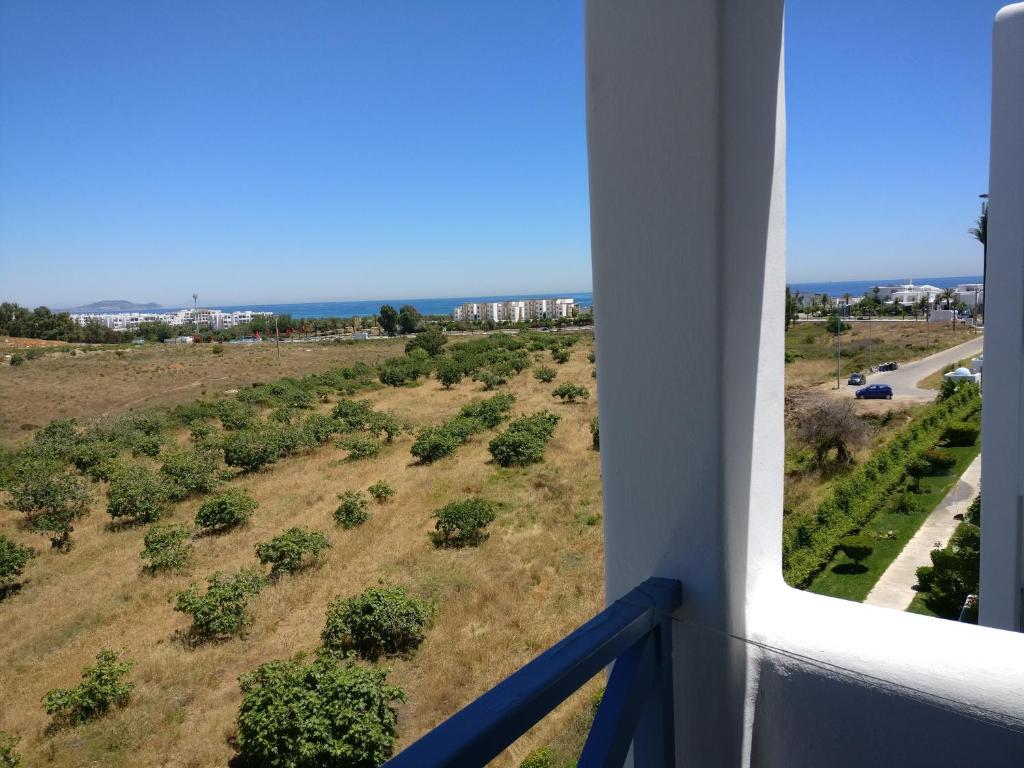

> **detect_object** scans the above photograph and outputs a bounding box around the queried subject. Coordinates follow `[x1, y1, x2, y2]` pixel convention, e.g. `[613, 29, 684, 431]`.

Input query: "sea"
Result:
[111, 277, 983, 320]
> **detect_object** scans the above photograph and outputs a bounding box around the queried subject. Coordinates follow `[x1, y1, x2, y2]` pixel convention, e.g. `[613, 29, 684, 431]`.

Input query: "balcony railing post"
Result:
[632, 617, 675, 767]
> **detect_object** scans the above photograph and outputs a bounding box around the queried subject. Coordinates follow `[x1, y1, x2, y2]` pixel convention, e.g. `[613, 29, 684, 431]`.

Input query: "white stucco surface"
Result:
[586, 1, 1024, 764]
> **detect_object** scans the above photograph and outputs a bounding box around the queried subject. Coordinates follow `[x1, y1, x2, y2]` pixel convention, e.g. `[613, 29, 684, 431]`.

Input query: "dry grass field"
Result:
[0, 336, 602, 767]
[784, 320, 977, 388]
[0, 339, 406, 449]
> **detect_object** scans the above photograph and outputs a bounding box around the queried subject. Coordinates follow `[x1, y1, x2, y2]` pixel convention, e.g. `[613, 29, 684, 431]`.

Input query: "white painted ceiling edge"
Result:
[586, 1, 1024, 764]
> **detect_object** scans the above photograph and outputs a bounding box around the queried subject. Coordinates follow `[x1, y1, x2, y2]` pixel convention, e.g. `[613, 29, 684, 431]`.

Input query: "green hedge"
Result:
[783, 386, 980, 588]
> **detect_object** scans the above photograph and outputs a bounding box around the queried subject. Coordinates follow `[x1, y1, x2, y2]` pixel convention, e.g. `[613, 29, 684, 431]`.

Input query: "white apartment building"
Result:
[956, 282, 985, 307]
[70, 308, 272, 331]
[452, 297, 575, 322]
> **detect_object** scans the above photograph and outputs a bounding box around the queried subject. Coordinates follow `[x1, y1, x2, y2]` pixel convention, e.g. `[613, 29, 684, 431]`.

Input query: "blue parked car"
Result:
[856, 384, 893, 400]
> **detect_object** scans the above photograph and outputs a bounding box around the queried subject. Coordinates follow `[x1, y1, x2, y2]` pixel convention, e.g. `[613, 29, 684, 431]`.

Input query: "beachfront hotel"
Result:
[70, 308, 272, 332]
[451, 297, 575, 322]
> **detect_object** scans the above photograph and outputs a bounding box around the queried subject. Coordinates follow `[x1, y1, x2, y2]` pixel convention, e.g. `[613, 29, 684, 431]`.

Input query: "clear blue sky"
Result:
[0, 1, 1003, 307]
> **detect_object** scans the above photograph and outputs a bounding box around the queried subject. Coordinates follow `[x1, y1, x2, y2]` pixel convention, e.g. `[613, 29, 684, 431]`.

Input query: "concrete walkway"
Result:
[864, 454, 981, 611]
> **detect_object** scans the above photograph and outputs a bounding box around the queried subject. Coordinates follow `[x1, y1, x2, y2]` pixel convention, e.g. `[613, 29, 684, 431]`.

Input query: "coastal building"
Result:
[956, 282, 985, 307]
[451, 297, 575, 322]
[71, 308, 272, 331]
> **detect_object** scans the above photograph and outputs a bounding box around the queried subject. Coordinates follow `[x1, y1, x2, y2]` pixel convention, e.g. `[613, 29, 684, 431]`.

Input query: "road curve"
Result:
[859, 335, 984, 401]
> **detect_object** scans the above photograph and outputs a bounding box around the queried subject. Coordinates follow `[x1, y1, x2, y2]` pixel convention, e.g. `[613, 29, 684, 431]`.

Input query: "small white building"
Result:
[944, 366, 981, 385]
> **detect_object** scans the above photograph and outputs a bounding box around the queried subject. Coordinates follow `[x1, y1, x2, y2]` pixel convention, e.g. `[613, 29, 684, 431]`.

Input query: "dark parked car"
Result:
[856, 384, 893, 400]
[848, 373, 866, 385]
[878, 361, 899, 372]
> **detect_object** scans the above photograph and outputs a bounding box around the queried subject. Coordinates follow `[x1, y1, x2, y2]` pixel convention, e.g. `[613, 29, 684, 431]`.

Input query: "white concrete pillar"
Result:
[587, 1, 785, 763]
[980, 3, 1024, 632]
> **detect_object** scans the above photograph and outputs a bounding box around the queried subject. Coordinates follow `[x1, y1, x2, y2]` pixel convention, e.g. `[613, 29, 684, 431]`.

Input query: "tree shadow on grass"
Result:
[0, 582, 24, 603]
[831, 563, 868, 576]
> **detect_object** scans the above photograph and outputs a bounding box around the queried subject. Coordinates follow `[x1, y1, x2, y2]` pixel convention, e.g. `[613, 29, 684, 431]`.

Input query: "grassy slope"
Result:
[0, 339, 602, 767]
[807, 442, 980, 603]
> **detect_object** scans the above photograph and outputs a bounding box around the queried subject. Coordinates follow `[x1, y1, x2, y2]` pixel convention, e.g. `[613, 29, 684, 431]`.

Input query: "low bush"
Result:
[943, 421, 980, 447]
[236, 654, 404, 768]
[339, 434, 381, 461]
[256, 528, 330, 577]
[409, 425, 461, 464]
[8, 461, 92, 550]
[173, 569, 266, 641]
[300, 413, 343, 446]
[0, 731, 21, 768]
[368, 480, 395, 503]
[0, 534, 36, 586]
[410, 394, 516, 464]
[533, 365, 557, 383]
[922, 448, 957, 474]
[321, 584, 435, 660]
[195, 489, 258, 532]
[334, 491, 369, 529]
[472, 369, 507, 390]
[106, 464, 167, 524]
[160, 450, 219, 501]
[887, 493, 917, 515]
[42, 649, 134, 727]
[141, 524, 193, 573]
[552, 382, 589, 403]
[33, 419, 80, 461]
[488, 412, 561, 467]
[222, 428, 281, 472]
[837, 535, 873, 565]
[432, 497, 497, 546]
[9, 353, 23, 367]
[520, 747, 555, 768]
[130, 433, 163, 457]
[916, 520, 980, 618]
[216, 400, 257, 431]
[551, 347, 570, 364]
[70, 439, 119, 479]
[435, 359, 463, 389]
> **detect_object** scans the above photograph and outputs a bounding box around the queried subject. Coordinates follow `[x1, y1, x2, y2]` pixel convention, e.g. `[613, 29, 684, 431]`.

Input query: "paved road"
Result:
[864, 454, 981, 611]
[847, 335, 984, 402]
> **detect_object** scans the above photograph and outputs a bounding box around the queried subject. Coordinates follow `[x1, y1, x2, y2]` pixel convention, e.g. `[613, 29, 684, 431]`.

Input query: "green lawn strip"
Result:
[906, 592, 940, 618]
[808, 443, 979, 603]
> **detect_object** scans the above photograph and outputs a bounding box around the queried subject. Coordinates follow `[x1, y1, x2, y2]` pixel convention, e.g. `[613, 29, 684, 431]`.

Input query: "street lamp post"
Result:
[835, 311, 842, 390]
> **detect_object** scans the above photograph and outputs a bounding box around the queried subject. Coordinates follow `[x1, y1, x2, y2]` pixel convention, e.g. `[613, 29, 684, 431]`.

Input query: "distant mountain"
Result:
[67, 300, 163, 313]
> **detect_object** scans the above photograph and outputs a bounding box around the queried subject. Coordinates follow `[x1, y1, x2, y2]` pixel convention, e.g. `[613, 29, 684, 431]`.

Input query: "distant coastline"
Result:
[60, 277, 982, 320]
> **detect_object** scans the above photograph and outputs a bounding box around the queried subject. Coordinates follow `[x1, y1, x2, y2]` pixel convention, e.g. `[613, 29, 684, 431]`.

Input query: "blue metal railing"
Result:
[386, 577, 682, 768]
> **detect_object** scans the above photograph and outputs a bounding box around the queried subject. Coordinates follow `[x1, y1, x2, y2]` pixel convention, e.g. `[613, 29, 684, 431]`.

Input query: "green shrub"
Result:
[130, 433, 163, 457]
[212, 343, 223, 355]
[590, 416, 600, 450]
[300, 413, 343, 446]
[196, 489, 258, 532]
[8, 461, 92, 550]
[0, 535, 36, 586]
[334, 491, 369, 529]
[321, 585, 435, 660]
[837, 535, 873, 565]
[906, 456, 931, 492]
[42, 649, 134, 727]
[473, 369, 507, 390]
[943, 421, 979, 447]
[0, 731, 21, 768]
[587, 350, 596, 364]
[222, 428, 281, 472]
[340, 434, 381, 461]
[917, 520, 980, 618]
[488, 412, 561, 467]
[432, 497, 497, 546]
[256, 528, 330, 577]
[107, 464, 167, 524]
[459, 394, 515, 428]
[405, 326, 447, 356]
[552, 382, 589, 403]
[236, 654, 404, 768]
[141, 524, 193, 573]
[70, 439, 119, 478]
[534, 365, 557, 383]
[410, 425, 460, 464]
[922, 448, 957, 474]
[33, 418, 80, 460]
[435, 360, 463, 389]
[551, 347, 570, 364]
[887, 493, 917, 515]
[368, 480, 395, 503]
[520, 747, 555, 768]
[173, 569, 266, 641]
[216, 400, 257, 431]
[9, 353, 24, 367]
[160, 450, 219, 501]
[825, 316, 851, 333]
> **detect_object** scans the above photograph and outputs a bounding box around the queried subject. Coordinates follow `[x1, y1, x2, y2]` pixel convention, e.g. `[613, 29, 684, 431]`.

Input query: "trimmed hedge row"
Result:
[783, 386, 980, 588]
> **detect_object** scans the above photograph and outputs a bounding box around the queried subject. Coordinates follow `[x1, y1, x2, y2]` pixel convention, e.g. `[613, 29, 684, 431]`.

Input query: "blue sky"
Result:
[0, 1, 1002, 307]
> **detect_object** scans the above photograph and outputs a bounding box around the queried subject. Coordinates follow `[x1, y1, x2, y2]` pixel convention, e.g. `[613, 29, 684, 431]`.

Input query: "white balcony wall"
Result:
[586, 1, 1024, 765]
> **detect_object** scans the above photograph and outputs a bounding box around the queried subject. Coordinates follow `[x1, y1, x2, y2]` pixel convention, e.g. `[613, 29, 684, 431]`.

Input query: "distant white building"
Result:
[71, 308, 272, 331]
[452, 298, 576, 322]
[944, 366, 981, 385]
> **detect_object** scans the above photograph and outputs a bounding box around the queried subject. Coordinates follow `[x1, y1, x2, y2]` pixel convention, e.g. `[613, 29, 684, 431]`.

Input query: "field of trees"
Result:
[0, 331, 602, 767]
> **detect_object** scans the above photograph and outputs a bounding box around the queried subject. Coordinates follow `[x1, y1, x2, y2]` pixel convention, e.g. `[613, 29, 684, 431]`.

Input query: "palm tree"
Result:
[969, 201, 988, 324]
[940, 288, 956, 310]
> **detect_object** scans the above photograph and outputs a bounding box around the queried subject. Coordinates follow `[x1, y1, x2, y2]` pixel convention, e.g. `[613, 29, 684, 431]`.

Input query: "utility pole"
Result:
[274, 316, 281, 361]
[835, 311, 841, 390]
[192, 293, 199, 336]
[867, 308, 873, 371]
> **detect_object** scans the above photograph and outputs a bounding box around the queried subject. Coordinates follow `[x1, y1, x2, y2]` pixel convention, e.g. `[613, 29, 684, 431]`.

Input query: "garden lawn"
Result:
[807, 442, 980, 603]
[906, 592, 940, 618]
